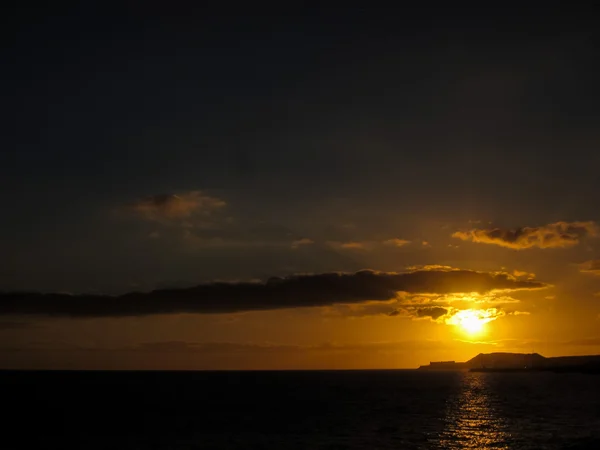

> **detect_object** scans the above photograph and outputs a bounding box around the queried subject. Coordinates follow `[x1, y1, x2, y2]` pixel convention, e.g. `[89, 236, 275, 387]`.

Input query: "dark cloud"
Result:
[414, 307, 449, 320]
[452, 221, 597, 249]
[387, 306, 449, 320]
[387, 304, 526, 325]
[0, 269, 547, 318]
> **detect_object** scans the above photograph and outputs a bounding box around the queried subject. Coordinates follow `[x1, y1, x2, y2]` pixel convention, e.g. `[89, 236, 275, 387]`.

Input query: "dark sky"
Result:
[3, 5, 598, 293]
[1, 5, 600, 369]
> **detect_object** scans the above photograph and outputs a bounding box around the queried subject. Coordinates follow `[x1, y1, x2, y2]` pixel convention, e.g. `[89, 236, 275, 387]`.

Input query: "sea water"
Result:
[3, 369, 599, 449]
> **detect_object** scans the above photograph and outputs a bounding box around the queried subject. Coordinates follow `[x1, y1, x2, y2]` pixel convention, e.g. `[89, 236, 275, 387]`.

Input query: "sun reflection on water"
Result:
[437, 373, 511, 449]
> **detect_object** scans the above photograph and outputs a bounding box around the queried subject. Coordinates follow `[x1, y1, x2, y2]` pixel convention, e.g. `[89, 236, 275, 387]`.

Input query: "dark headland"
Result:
[418, 353, 600, 373]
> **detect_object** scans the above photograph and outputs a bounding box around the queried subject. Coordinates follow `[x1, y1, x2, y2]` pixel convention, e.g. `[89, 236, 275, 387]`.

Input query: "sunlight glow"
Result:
[446, 309, 500, 336]
[459, 314, 485, 334]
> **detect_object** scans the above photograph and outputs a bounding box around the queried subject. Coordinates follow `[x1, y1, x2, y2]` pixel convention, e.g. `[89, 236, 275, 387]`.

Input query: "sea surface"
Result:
[3, 369, 600, 449]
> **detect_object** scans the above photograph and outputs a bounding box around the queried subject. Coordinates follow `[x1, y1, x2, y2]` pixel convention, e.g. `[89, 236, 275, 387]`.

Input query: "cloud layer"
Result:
[0, 269, 547, 317]
[452, 221, 597, 249]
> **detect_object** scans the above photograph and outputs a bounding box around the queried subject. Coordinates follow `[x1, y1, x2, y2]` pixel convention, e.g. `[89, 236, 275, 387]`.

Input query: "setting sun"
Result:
[458, 313, 485, 334]
[446, 309, 496, 335]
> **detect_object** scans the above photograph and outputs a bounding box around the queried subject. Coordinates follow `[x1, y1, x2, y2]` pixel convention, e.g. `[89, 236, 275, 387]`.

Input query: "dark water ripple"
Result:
[2, 370, 599, 449]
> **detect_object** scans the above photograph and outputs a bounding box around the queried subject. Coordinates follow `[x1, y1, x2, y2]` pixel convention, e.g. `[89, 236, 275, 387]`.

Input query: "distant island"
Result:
[418, 353, 600, 374]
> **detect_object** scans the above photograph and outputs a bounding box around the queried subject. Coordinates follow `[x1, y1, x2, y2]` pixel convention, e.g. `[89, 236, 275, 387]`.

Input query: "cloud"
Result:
[445, 307, 505, 326]
[452, 221, 597, 249]
[512, 269, 536, 279]
[406, 265, 459, 272]
[0, 269, 547, 317]
[129, 191, 226, 222]
[414, 306, 448, 320]
[383, 239, 411, 247]
[389, 305, 525, 326]
[327, 241, 369, 250]
[127, 193, 306, 249]
[577, 260, 600, 276]
[322, 300, 399, 318]
[327, 239, 412, 251]
[404, 291, 523, 306]
[326, 289, 524, 319]
[291, 238, 314, 249]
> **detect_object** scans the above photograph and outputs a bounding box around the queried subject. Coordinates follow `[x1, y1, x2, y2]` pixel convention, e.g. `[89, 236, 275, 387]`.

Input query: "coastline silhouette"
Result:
[418, 352, 600, 373]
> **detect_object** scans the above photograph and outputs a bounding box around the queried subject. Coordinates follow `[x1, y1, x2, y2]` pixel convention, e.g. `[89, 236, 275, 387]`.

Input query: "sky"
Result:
[1, 5, 600, 369]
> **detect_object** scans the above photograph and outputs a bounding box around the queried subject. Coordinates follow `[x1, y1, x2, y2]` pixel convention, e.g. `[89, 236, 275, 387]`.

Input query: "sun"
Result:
[459, 314, 485, 334]
[447, 309, 490, 336]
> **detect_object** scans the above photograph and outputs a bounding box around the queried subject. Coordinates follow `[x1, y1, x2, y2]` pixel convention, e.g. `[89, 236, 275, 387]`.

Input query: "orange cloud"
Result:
[512, 270, 536, 279]
[452, 221, 597, 249]
[327, 241, 369, 250]
[406, 265, 459, 272]
[383, 238, 411, 247]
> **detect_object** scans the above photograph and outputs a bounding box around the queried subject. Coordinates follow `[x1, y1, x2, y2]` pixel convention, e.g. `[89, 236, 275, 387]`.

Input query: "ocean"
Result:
[3, 369, 600, 449]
